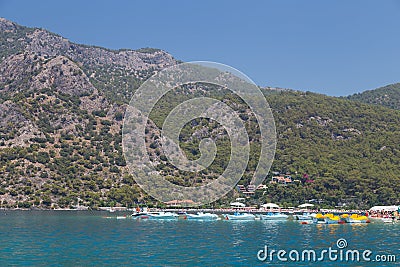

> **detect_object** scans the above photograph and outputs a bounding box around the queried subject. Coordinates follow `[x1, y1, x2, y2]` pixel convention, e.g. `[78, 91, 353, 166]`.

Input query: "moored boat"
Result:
[260, 212, 288, 221]
[295, 212, 315, 221]
[342, 214, 369, 223]
[186, 212, 219, 220]
[224, 212, 255, 221]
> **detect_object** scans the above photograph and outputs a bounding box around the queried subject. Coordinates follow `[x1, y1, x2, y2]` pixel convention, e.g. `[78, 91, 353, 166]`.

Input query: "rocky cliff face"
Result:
[0, 18, 176, 70]
[0, 53, 95, 95]
[0, 17, 19, 32]
[0, 17, 178, 103]
[0, 18, 178, 208]
[26, 28, 176, 71]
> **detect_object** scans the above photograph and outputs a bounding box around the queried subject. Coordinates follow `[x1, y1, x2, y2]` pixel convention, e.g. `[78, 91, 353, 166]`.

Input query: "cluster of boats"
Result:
[111, 211, 384, 224]
[128, 211, 291, 221]
[130, 211, 219, 221]
[224, 212, 289, 221]
[134, 212, 372, 223]
[311, 213, 370, 224]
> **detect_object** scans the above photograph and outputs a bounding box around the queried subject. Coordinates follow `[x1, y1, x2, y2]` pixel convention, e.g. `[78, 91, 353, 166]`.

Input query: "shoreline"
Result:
[1, 207, 369, 214]
[3, 207, 398, 220]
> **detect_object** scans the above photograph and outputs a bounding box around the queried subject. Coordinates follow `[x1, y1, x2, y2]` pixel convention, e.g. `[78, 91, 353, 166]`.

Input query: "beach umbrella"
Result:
[298, 203, 315, 208]
[230, 202, 245, 207]
[262, 203, 280, 209]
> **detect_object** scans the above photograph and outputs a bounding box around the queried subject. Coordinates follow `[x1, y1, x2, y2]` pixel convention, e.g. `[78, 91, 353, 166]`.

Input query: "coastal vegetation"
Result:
[346, 83, 400, 110]
[0, 18, 399, 209]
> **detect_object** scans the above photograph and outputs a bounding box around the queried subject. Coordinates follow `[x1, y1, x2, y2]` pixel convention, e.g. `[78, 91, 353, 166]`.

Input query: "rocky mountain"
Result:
[0, 18, 399, 209]
[346, 83, 400, 110]
[0, 17, 177, 103]
[0, 18, 177, 209]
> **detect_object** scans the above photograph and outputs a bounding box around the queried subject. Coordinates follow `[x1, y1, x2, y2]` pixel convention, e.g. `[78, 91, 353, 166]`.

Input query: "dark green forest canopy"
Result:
[346, 83, 400, 110]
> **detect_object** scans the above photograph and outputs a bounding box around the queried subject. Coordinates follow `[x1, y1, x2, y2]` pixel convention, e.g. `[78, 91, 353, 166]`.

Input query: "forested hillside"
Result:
[346, 83, 400, 110]
[0, 18, 399, 209]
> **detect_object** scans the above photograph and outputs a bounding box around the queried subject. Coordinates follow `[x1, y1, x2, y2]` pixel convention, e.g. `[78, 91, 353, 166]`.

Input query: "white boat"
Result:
[295, 213, 315, 220]
[225, 213, 255, 220]
[147, 212, 179, 220]
[186, 212, 219, 220]
[260, 212, 288, 220]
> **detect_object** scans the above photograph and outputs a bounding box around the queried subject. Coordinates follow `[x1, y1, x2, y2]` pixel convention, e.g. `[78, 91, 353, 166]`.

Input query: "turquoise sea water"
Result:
[0, 211, 398, 266]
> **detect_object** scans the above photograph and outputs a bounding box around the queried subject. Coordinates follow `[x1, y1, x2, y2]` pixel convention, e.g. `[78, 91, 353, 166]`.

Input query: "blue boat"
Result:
[224, 212, 255, 221]
[260, 212, 288, 220]
[186, 212, 219, 220]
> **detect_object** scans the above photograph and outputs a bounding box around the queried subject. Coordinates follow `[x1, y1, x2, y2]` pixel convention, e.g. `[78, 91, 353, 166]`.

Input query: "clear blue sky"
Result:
[1, 0, 399, 96]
